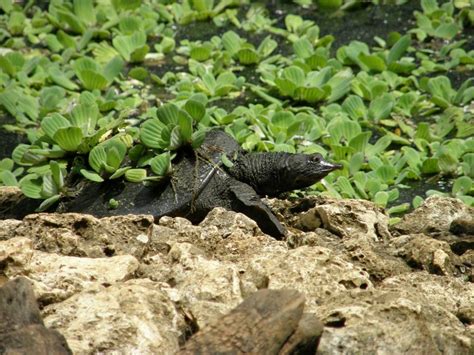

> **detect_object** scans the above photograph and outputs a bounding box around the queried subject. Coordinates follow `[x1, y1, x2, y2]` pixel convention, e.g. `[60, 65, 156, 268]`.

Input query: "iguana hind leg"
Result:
[229, 180, 286, 239]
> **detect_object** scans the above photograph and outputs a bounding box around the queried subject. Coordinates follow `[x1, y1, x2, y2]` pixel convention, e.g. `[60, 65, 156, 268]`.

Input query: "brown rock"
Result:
[0, 277, 71, 354]
[180, 289, 323, 354]
[394, 195, 473, 235]
[10, 213, 153, 258]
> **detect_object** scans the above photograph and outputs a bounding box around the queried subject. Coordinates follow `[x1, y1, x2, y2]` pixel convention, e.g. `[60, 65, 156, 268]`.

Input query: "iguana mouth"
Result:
[315, 160, 342, 173]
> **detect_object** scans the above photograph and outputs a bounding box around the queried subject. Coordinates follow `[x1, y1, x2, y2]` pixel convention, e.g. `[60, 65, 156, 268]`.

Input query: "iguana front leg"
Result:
[228, 179, 286, 239]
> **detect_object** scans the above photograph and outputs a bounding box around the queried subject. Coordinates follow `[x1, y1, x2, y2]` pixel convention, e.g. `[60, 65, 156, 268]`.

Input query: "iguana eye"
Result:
[310, 154, 322, 162]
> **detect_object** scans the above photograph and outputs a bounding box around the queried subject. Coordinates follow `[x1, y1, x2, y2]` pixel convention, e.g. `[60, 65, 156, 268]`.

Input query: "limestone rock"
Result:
[11, 213, 153, 258]
[391, 234, 462, 276]
[394, 195, 473, 235]
[0, 237, 139, 304]
[244, 245, 373, 312]
[288, 199, 409, 281]
[316, 272, 473, 354]
[0, 218, 21, 240]
[153, 208, 281, 263]
[42, 279, 183, 354]
[161, 242, 244, 327]
[315, 198, 391, 241]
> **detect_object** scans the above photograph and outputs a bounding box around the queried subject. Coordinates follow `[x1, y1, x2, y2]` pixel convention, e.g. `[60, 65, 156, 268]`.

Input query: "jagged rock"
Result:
[0, 277, 72, 354]
[6, 213, 153, 258]
[179, 289, 324, 354]
[0, 218, 21, 240]
[288, 199, 409, 281]
[393, 195, 473, 235]
[391, 234, 463, 276]
[148, 241, 245, 327]
[244, 245, 374, 311]
[0, 196, 471, 354]
[315, 198, 391, 241]
[152, 208, 283, 263]
[0, 237, 139, 304]
[42, 279, 184, 354]
[316, 272, 473, 354]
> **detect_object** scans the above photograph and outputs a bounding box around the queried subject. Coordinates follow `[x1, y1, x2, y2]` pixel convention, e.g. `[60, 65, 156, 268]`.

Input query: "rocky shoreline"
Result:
[0, 191, 472, 354]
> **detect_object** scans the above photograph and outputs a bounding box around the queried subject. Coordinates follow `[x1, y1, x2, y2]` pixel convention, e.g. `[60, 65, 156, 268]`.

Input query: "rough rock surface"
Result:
[0, 192, 472, 354]
[0, 277, 72, 354]
[179, 288, 323, 354]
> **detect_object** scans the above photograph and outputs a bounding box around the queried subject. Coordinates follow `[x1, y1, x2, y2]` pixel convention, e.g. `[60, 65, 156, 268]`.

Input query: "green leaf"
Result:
[434, 23, 459, 40]
[222, 31, 242, 55]
[184, 99, 206, 121]
[427, 76, 456, 106]
[387, 35, 411, 64]
[221, 153, 234, 168]
[169, 125, 183, 150]
[282, 66, 305, 86]
[0, 170, 18, 186]
[20, 175, 43, 199]
[191, 129, 207, 148]
[275, 78, 297, 96]
[295, 86, 328, 103]
[105, 147, 123, 172]
[70, 103, 99, 136]
[89, 145, 107, 173]
[342, 95, 367, 120]
[53, 127, 83, 152]
[349, 132, 371, 153]
[74, 0, 95, 26]
[150, 152, 171, 176]
[37, 194, 61, 212]
[48, 66, 79, 90]
[421, 158, 440, 174]
[190, 45, 212, 61]
[179, 111, 193, 142]
[156, 103, 180, 125]
[0, 158, 14, 171]
[41, 113, 71, 139]
[125, 168, 147, 182]
[80, 169, 104, 182]
[77, 70, 109, 90]
[103, 56, 124, 82]
[373, 191, 389, 207]
[326, 68, 353, 103]
[50, 160, 64, 190]
[42, 174, 59, 197]
[452, 176, 472, 196]
[113, 31, 147, 62]
[349, 152, 364, 175]
[376, 165, 397, 183]
[387, 203, 410, 214]
[238, 48, 260, 65]
[293, 38, 313, 59]
[359, 53, 386, 72]
[285, 14, 304, 32]
[368, 94, 394, 121]
[337, 176, 357, 198]
[140, 119, 167, 149]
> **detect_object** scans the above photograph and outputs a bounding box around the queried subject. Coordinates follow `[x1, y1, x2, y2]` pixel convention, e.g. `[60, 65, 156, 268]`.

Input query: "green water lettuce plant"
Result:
[269, 65, 353, 103]
[221, 30, 277, 65]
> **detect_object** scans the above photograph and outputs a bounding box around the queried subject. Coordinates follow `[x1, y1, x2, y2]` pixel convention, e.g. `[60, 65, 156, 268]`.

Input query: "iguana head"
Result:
[230, 152, 342, 197]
